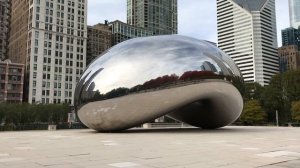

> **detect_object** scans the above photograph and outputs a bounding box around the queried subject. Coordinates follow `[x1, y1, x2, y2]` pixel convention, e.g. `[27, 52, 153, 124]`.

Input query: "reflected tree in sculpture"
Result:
[74, 35, 244, 132]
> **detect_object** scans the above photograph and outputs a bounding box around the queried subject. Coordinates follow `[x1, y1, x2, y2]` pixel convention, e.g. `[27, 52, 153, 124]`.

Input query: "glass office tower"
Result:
[127, 0, 177, 35]
[289, 0, 300, 28]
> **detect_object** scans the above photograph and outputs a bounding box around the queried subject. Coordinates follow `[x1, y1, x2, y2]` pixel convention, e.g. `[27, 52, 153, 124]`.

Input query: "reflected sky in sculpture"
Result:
[74, 35, 244, 132]
[81, 35, 241, 94]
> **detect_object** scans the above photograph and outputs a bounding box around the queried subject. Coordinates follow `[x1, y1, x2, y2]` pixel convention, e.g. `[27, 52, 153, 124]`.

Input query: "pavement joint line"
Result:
[0, 158, 24, 163]
[108, 162, 140, 167]
[67, 153, 91, 157]
[256, 151, 300, 158]
[0, 154, 9, 157]
[256, 159, 298, 168]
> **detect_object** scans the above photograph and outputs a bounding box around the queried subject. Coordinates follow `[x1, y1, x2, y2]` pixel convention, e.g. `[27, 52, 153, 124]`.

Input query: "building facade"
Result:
[217, 0, 279, 86]
[127, 0, 178, 35]
[8, 0, 29, 64]
[282, 27, 300, 50]
[87, 22, 112, 65]
[110, 20, 153, 45]
[289, 0, 300, 28]
[9, 0, 87, 104]
[0, 0, 10, 61]
[278, 45, 300, 72]
[0, 60, 24, 103]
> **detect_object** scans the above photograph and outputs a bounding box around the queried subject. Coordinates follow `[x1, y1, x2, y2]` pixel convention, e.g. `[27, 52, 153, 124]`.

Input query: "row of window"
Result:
[32, 79, 73, 89]
[32, 97, 72, 104]
[36, 90, 73, 97]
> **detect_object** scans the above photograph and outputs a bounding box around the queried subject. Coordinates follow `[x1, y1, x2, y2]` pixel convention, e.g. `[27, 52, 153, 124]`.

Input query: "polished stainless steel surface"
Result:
[74, 35, 244, 132]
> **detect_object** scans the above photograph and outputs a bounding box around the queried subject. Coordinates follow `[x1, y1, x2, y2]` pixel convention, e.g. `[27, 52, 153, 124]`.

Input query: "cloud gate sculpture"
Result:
[74, 35, 244, 132]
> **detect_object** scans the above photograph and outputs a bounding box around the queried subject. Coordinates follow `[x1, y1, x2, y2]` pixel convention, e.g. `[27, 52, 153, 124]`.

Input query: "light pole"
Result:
[276, 110, 279, 127]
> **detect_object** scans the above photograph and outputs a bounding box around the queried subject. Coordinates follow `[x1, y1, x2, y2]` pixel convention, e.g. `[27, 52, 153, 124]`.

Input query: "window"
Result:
[33, 72, 37, 78]
[35, 31, 39, 39]
[34, 48, 38, 54]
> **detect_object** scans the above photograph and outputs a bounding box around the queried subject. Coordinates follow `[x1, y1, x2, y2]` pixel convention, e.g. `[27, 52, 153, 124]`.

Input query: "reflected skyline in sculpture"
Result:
[75, 35, 244, 132]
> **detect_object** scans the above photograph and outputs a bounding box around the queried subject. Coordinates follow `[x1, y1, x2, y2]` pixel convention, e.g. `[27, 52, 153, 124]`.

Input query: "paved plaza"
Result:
[0, 126, 300, 168]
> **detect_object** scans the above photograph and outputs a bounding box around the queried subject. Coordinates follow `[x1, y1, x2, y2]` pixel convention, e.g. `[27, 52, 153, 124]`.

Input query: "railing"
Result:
[7, 80, 23, 84]
[7, 89, 22, 93]
[142, 122, 193, 128]
[6, 97, 22, 101]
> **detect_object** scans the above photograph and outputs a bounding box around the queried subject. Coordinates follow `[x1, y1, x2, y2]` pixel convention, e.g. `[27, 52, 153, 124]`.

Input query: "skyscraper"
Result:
[0, 0, 10, 61]
[87, 22, 112, 65]
[8, 0, 87, 104]
[217, 0, 279, 86]
[282, 27, 300, 50]
[127, 0, 177, 35]
[289, 0, 300, 28]
[110, 20, 153, 45]
[8, 0, 29, 64]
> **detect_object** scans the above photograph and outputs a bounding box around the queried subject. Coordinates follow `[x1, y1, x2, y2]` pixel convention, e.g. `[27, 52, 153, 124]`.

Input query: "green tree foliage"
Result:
[240, 100, 267, 125]
[0, 103, 70, 125]
[243, 82, 264, 101]
[291, 101, 300, 122]
[262, 70, 300, 124]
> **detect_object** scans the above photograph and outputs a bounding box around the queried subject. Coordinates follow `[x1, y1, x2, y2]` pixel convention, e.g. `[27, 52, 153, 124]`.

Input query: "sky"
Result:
[87, 0, 289, 47]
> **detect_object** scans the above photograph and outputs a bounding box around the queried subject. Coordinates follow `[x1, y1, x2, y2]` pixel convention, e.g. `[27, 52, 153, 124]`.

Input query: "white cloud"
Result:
[88, 0, 289, 47]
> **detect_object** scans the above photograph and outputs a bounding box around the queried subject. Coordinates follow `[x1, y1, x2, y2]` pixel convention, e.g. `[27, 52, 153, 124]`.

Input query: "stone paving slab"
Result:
[0, 126, 300, 168]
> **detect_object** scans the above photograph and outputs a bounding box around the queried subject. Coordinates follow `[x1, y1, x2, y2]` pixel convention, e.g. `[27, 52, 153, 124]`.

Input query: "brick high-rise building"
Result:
[87, 22, 112, 65]
[0, 0, 10, 61]
[8, 0, 29, 64]
[8, 0, 87, 104]
[278, 45, 300, 72]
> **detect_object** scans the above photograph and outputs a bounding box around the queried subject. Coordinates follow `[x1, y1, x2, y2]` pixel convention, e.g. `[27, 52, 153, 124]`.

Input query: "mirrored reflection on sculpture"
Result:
[74, 35, 244, 132]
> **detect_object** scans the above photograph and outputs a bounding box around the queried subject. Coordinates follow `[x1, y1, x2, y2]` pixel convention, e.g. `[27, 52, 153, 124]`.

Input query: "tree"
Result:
[240, 100, 267, 125]
[0, 103, 70, 126]
[291, 101, 300, 122]
[243, 82, 264, 101]
[261, 70, 300, 124]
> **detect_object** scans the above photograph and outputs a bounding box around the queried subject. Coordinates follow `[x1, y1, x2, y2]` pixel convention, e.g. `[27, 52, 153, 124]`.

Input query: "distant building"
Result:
[278, 45, 300, 72]
[289, 0, 300, 28]
[282, 27, 300, 50]
[8, 0, 87, 104]
[87, 22, 112, 65]
[0, 0, 10, 61]
[0, 60, 24, 103]
[110, 20, 153, 45]
[201, 61, 218, 73]
[127, 0, 178, 35]
[8, 0, 29, 64]
[217, 0, 279, 86]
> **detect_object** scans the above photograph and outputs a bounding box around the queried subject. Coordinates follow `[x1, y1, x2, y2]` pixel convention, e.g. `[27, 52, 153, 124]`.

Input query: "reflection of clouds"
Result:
[79, 35, 242, 94]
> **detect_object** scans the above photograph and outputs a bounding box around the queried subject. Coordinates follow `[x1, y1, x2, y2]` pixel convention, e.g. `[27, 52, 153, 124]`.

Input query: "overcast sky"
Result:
[88, 0, 289, 47]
